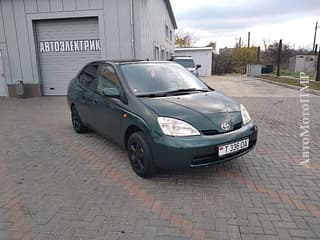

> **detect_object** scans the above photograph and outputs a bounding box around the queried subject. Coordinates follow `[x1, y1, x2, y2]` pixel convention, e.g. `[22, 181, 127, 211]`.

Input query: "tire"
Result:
[127, 132, 156, 178]
[71, 106, 88, 134]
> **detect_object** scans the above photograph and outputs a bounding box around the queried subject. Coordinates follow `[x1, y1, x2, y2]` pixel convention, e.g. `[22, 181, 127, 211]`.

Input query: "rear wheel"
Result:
[127, 132, 156, 178]
[71, 106, 88, 133]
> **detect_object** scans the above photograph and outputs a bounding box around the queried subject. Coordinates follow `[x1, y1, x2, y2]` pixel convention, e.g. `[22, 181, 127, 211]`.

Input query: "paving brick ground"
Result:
[0, 75, 319, 240]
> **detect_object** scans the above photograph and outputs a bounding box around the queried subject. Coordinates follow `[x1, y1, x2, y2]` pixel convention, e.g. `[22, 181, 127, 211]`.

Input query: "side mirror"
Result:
[196, 64, 202, 69]
[102, 88, 120, 98]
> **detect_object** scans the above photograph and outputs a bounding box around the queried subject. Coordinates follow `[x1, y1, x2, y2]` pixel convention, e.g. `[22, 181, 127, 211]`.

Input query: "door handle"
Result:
[93, 99, 98, 104]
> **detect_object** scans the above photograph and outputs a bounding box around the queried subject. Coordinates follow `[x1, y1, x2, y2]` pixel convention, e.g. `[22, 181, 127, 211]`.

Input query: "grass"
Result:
[260, 75, 320, 91]
[279, 70, 316, 80]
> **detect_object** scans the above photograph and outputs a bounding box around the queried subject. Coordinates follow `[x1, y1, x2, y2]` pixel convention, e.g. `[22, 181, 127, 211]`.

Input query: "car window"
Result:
[97, 64, 120, 92]
[174, 59, 195, 68]
[120, 63, 209, 95]
[79, 64, 98, 89]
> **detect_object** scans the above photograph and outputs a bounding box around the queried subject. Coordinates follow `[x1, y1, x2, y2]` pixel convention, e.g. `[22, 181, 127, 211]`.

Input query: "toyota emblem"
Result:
[221, 122, 231, 131]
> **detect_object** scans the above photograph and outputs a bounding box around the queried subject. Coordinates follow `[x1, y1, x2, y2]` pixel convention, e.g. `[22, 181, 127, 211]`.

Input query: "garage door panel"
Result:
[36, 18, 101, 95]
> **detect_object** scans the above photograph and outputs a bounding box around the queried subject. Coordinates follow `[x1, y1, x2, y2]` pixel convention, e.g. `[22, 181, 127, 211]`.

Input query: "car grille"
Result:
[201, 122, 242, 136]
[202, 130, 219, 135]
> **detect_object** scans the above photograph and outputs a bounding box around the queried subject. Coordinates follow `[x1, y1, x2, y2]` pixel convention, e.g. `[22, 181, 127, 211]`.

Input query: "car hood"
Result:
[139, 91, 242, 132]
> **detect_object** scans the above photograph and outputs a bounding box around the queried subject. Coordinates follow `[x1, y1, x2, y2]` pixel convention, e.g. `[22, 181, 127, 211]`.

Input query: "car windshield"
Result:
[173, 59, 195, 68]
[120, 63, 209, 96]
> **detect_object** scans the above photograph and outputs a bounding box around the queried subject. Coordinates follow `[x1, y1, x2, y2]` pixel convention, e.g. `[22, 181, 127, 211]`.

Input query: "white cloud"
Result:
[170, 0, 320, 50]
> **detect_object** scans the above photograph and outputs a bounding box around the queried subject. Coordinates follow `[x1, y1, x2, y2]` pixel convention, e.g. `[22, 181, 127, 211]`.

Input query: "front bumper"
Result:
[150, 121, 258, 168]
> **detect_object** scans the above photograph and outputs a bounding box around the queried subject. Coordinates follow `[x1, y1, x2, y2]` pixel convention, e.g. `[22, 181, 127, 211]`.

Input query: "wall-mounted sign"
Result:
[39, 39, 101, 53]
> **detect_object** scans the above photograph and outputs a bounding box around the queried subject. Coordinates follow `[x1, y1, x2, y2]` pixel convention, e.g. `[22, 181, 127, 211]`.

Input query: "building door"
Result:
[35, 17, 101, 95]
[0, 51, 8, 96]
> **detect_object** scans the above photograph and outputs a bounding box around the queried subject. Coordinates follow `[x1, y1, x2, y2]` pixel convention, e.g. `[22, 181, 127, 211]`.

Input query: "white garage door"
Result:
[36, 18, 101, 95]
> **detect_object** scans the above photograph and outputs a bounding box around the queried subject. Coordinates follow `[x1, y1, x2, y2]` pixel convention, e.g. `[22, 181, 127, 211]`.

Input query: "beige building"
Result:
[289, 55, 317, 73]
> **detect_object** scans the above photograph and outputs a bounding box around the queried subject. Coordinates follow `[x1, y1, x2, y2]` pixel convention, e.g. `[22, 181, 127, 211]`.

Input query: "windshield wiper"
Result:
[163, 88, 209, 95]
[136, 88, 210, 98]
[136, 92, 168, 98]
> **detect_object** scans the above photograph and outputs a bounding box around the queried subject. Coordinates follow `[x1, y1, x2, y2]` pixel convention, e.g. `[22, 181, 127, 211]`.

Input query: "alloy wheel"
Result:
[129, 141, 145, 174]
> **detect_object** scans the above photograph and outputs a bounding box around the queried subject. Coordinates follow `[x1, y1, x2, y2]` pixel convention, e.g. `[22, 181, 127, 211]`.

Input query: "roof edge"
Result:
[175, 47, 213, 51]
[164, 0, 178, 29]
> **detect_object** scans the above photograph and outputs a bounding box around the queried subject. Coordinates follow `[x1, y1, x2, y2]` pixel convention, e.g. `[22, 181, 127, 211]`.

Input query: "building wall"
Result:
[289, 55, 317, 73]
[0, 1, 12, 94]
[175, 48, 213, 77]
[135, 0, 175, 60]
[288, 56, 296, 72]
[0, 0, 176, 96]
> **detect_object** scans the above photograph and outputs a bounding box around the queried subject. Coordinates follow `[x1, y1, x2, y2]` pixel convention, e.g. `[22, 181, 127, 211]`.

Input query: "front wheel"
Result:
[127, 132, 156, 178]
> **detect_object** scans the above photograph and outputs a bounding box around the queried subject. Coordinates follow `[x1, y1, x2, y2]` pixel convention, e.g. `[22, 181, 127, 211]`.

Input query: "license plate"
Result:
[218, 138, 249, 157]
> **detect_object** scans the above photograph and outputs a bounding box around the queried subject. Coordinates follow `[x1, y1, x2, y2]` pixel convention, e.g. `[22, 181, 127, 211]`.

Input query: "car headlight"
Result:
[157, 117, 200, 136]
[240, 104, 251, 125]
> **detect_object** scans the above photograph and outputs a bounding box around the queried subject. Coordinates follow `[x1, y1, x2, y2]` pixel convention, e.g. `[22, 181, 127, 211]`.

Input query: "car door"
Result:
[75, 64, 99, 125]
[90, 63, 124, 144]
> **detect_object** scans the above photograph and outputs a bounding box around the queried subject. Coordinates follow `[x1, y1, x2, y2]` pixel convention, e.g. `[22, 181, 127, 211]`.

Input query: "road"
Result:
[0, 75, 319, 240]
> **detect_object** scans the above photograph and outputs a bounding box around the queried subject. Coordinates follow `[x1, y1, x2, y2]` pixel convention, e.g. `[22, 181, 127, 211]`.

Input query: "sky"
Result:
[170, 0, 320, 51]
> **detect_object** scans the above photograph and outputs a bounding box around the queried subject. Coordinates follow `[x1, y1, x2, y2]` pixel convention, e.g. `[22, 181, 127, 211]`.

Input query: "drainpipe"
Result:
[130, 0, 136, 60]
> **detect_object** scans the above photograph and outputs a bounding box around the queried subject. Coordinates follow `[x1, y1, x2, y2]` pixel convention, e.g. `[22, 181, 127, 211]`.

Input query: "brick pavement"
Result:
[0, 75, 319, 239]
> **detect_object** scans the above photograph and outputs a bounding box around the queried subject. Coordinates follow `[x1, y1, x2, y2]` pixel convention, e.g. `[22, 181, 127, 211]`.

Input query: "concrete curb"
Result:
[257, 77, 320, 96]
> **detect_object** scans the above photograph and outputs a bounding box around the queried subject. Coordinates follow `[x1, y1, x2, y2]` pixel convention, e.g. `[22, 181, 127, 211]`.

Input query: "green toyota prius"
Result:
[67, 61, 258, 177]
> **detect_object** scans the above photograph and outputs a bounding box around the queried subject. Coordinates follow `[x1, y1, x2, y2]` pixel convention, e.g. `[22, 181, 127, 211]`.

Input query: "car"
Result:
[67, 60, 258, 178]
[170, 56, 201, 76]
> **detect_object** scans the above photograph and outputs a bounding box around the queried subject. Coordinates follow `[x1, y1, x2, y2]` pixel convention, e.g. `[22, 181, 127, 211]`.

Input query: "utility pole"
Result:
[316, 50, 320, 81]
[239, 37, 242, 48]
[316, 44, 318, 54]
[248, 32, 251, 48]
[257, 46, 260, 63]
[313, 20, 318, 52]
[277, 39, 282, 77]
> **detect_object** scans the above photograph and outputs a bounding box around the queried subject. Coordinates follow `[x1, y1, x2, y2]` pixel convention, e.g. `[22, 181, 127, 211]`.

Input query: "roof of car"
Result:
[89, 60, 175, 65]
[116, 60, 174, 65]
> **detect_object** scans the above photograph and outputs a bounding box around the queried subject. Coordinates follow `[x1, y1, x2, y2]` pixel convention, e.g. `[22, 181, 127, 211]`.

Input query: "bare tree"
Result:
[264, 41, 295, 69]
[206, 41, 217, 53]
[262, 38, 270, 52]
[234, 37, 242, 48]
